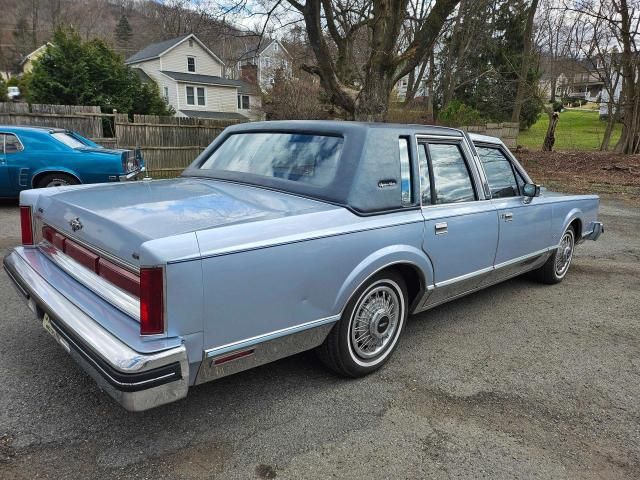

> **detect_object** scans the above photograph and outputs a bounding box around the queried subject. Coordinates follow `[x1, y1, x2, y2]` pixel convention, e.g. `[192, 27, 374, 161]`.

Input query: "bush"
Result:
[0, 78, 6, 102]
[263, 69, 328, 120]
[437, 100, 483, 127]
[551, 100, 563, 112]
[571, 100, 580, 108]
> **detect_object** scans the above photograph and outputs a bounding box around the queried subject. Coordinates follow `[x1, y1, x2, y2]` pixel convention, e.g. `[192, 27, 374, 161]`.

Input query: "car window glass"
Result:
[200, 133, 343, 187]
[418, 143, 431, 205]
[399, 138, 412, 205]
[476, 146, 519, 198]
[1, 134, 24, 154]
[428, 143, 476, 204]
[51, 132, 85, 149]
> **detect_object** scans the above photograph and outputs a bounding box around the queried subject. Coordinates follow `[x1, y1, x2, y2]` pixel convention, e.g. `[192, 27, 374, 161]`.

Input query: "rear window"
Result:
[51, 132, 86, 149]
[199, 133, 344, 187]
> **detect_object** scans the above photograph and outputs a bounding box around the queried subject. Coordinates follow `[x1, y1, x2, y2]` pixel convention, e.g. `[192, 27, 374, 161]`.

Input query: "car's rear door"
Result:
[474, 143, 552, 284]
[418, 138, 499, 309]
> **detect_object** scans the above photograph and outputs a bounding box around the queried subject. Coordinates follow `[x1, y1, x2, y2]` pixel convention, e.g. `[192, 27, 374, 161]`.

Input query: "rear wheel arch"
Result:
[32, 170, 82, 188]
[333, 248, 433, 316]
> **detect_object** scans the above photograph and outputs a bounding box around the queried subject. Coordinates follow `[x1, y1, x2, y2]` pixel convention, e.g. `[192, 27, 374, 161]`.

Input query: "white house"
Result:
[230, 39, 293, 91]
[125, 34, 261, 120]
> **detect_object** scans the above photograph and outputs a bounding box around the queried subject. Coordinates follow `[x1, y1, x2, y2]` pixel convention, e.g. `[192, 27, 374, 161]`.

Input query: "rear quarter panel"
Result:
[195, 209, 430, 351]
[547, 194, 600, 243]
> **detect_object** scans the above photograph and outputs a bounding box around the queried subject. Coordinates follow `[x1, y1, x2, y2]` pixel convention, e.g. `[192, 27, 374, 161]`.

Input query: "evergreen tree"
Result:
[0, 78, 7, 102]
[436, 0, 542, 129]
[115, 14, 133, 50]
[27, 27, 172, 116]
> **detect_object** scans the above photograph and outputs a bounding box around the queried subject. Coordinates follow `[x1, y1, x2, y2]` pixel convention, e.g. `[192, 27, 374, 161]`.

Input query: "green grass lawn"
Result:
[518, 109, 622, 151]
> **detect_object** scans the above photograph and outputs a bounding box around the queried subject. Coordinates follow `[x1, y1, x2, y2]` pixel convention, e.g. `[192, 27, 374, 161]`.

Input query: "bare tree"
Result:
[570, 0, 640, 154]
[281, 0, 460, 121]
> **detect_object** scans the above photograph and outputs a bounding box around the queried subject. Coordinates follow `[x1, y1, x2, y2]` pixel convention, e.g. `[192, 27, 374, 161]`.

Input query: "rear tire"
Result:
[317, 270, 408, 377]
[534, 226, 575, 284]
[36, 173, 80, 188]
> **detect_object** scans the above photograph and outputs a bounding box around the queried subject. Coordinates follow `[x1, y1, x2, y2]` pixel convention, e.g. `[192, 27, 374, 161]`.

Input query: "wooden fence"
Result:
[114, 114, 243, 177]
[0, 101, 520, 178]
[0, 102, 106, 138]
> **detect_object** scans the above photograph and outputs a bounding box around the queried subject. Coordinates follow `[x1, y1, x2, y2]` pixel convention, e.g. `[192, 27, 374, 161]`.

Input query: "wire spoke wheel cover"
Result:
[555, 230, 574, 277]
[348, 280, 404, 365]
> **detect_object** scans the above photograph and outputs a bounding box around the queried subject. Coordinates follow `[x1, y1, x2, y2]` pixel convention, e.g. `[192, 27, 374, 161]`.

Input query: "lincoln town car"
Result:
[3, 121, 603, 411]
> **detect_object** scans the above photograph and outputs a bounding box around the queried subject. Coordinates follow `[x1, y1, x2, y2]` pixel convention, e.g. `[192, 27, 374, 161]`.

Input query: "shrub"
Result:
[437, 100, 483, 127]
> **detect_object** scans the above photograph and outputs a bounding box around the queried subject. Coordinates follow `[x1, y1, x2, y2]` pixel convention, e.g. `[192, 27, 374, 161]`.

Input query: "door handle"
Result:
[435, 222, 448, 235]
[501, 212, 513, 222]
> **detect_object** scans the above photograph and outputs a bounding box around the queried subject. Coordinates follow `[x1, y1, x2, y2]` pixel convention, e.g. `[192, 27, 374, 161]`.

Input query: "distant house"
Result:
[229, 39, 292, 91]
[125, 33, 261, 121]
[20, 43, 52, 75]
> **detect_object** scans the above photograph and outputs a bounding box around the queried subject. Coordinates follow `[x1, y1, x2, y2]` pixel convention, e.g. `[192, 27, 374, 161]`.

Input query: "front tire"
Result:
[317, 270, 408, 377]
[535, 226, 575, 284]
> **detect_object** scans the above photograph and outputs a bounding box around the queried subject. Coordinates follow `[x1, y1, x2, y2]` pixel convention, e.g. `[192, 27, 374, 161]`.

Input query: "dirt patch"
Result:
[516, 150, 640, 204]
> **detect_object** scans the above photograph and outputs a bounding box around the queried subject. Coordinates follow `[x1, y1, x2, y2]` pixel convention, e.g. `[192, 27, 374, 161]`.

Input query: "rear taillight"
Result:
[98, 259, 140, 297]
[140, 267, 164, 335]
[20, 206, 33, 245]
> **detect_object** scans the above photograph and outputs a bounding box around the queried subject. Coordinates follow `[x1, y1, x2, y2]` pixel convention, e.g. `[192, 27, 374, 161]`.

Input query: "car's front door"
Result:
[418, 140, 499, 309]
[474, 144, 552, 284]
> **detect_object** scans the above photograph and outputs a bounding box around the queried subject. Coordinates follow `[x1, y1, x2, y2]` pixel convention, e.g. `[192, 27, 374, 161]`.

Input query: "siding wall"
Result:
[161, 40, 222, 76]
[177, 84, 238, 112]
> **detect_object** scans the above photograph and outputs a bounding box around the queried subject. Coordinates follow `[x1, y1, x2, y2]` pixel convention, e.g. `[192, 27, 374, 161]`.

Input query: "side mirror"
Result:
[523, 183, 541, 198]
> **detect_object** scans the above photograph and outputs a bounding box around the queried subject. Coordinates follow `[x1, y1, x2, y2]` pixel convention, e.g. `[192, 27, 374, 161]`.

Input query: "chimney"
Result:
[240, 64, 258, 85]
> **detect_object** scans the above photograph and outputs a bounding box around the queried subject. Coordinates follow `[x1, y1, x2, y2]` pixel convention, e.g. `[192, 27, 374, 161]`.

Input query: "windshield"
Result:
[199, 133, 344, 187]
[51, 132, 87, 149]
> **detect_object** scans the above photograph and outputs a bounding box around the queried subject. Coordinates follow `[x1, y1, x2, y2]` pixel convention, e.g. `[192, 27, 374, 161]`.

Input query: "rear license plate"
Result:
[42, 313, 71, 353]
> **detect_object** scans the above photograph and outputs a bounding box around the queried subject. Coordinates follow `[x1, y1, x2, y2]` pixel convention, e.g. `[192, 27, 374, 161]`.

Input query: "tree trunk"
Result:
[600, 103, 616, 151]
[354, 75, 395, 121]
[542, 111, 559, 151]
[511, 0, 539, 123]
[613, 0, 640, 154]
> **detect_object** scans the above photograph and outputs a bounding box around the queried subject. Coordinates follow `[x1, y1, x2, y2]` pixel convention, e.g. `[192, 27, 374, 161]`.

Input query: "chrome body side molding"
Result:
[195, 316, 338, 385]
[414, 247, 553, 313]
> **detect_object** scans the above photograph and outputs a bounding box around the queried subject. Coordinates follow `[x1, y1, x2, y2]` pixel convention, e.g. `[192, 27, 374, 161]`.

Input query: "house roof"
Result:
[160, 71, 257, 94]
[180, 110, 248, 120]
[125, 33, 224, 66]
[232, 38, 291, 62]
[132, 67, 154, 83]
[20, 43, 52, 65]
[126, 34, 190, 63]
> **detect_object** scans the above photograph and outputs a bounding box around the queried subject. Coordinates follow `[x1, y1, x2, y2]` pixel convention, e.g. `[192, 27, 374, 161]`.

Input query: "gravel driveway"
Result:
[0, 198, 638, 479]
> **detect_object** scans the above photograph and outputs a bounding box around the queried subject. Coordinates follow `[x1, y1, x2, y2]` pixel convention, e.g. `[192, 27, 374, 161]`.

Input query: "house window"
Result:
[189, 39, 194, 47]
[187, 56, 196, 72]
[238, 94, 250, 110]
[273, 43, 279, 52]
[163, 86, 169, 103]
[186, 86, 206, 106]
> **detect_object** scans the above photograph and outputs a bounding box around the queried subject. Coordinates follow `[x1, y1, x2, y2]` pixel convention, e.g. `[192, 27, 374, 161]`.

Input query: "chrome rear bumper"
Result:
[3, 247, 188, 412]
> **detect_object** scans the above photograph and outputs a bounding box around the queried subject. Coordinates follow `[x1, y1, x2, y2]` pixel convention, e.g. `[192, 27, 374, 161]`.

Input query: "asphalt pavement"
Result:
[0, 198, 638, 479]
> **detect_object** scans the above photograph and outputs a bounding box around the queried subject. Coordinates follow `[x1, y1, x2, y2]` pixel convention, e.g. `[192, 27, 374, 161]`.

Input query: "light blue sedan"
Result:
[0, 126, 144, 198]
[4, 121, 603, 411]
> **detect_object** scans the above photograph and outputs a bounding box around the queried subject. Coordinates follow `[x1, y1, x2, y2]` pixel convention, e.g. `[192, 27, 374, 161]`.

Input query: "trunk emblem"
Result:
[69, 218, 83, 232]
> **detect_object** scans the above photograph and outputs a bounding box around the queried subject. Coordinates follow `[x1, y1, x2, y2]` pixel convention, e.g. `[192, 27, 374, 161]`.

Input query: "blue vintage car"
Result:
[4, 121, 603, 411]
[0, 126, 144, 197]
